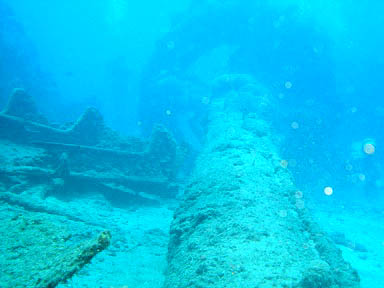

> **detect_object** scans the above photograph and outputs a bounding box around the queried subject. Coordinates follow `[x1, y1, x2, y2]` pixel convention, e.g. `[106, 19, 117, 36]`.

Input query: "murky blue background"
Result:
[1, 0, 383, 286]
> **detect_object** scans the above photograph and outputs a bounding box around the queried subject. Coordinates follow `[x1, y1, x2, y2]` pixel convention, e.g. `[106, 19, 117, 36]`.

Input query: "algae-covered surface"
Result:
[0, 192, 175, 288]
[0, 93, 182, 287]
[163, 101, 360, 288]
[0, 135, 381, 288]
[0, 202, 109, 288]
[2, 194, 382, 288]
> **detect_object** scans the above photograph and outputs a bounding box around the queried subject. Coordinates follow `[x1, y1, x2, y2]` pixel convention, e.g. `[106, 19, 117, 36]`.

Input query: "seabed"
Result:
[0, 89, 382, 287]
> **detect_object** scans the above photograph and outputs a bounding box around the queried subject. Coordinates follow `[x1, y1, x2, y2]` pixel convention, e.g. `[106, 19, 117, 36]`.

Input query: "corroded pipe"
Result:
[164, 78, 360, 288]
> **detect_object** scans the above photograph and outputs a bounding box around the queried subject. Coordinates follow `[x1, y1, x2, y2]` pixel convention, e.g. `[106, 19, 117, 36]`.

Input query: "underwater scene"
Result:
[0, 0, 383, 287]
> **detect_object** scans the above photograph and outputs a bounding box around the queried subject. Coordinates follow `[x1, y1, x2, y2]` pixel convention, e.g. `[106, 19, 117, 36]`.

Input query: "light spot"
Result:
[345, 163, 353, 171]
[167, 41, 175, 50]
[160, 69, 168, 75]
[165, 110, 172, 116]
[324, 186, 333, 196]
[280, 160, 288, 168]
[289, 159, 297, 167]
[137, 121, 142, 126]
[278, 93, 285, 99]
[295, 190, 303, 199]
[351, 107, 358, 113]
[285, 81, 293, 89]
[291, 121, 299, 129]
[306, 99, 315, 106]
[201, 96, 210, 105]
[347, 241, 356, 250]
[295, 199, 305, 209]
[359, 174, 366, 182]
[363, 143, 375, 155]
[279, 210, 288, 218]
[52, 178, 64, 186]
[226, 127, 236, 137]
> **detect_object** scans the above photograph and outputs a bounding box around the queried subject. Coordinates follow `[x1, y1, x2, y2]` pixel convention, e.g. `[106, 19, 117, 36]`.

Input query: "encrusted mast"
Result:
[164, 75, 360, 288]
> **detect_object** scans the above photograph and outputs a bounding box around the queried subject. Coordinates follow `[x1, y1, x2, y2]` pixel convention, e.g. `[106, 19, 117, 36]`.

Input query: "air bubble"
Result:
[296, 199, 305, 209]
[359, 174, 366, 182]
[201, 97, 210, 105]
[279, 210, 288, 218]
[280, 160, 288, 168]
[295, 191, 303, 199]
[324, 186, 333, 196]
[345, 163, 353, 171]
[167, 41, 175, 50]
[363, 143, 375, 155]
[285, 81, 293, 89]
[291, 122, 299, 129]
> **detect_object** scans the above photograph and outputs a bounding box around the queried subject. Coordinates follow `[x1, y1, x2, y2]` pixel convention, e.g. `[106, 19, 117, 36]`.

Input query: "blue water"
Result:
[1, 0, 383, 287]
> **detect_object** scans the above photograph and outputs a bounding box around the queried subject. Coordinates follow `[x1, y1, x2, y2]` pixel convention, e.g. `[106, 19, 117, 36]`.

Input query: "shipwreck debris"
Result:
[0, 206, 111, 288]
[3, 88, 48, 124]
[37, 230, 111, 288]
[0, 89, 183, 203]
